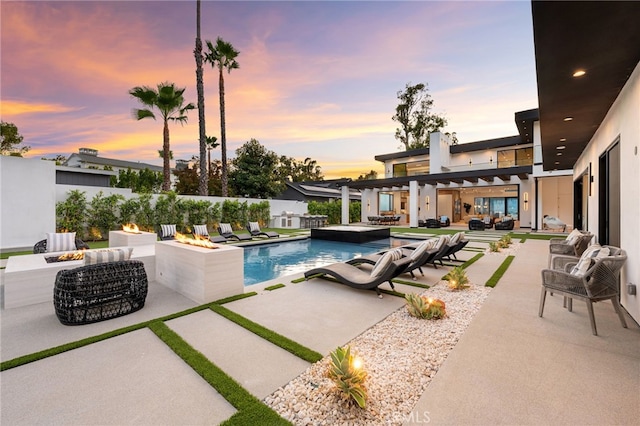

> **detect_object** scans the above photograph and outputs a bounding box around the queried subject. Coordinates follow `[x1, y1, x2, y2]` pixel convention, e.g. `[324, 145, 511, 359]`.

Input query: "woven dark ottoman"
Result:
[54, 260, 148, 325]
[425, 219, 441, 228]
[468, 219, 485, 230]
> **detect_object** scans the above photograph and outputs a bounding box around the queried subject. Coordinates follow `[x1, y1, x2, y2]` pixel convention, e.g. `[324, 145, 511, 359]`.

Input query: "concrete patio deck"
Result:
[1, 237, 638, 425]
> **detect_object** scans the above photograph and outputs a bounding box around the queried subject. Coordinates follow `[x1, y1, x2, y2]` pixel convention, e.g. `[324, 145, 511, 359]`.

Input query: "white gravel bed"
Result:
[264, 281, 492, 425]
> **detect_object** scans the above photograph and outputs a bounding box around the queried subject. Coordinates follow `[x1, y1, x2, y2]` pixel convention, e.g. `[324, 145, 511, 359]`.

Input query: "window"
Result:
[392, 163, 407, 177]
[392, 160, 429, 177]
[379, 192, 394, 212]
[497, 147, 533, 168]
[474, 197, 519, 220]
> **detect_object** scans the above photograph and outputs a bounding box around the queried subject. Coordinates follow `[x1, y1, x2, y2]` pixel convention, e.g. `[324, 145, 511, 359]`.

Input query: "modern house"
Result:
[278, 179, 361, 202]
[337, 1, 640, 325]
[347, 110, 573, 230]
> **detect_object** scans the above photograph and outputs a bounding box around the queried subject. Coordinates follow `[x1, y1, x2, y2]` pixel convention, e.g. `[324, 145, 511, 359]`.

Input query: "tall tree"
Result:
[1, 121, 30, 156]
[205, 135, 219, 175]
[392, 82, 448, 150]
[229, 139, 282, 198]
[129, 82, 195, 191]
[357, 170, 378, 180]
[204, 37, 240, 197]
[194, 0, 208, 196]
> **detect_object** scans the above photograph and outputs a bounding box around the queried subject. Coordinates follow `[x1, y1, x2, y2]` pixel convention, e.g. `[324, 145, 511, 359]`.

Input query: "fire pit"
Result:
[122, 223, 142, 234]
[45, 251, 85, 263]
[174, 232, 219, 249]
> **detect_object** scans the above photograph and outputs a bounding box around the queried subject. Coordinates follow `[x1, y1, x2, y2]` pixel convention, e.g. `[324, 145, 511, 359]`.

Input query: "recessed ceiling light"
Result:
[557, 145, 566, 150]
[564, 117, 573, 121]
[555, 161, 560, 165]
[557, 153, 563, 156]
[560, 138, 566, 142]
[573, 70, 586, 77]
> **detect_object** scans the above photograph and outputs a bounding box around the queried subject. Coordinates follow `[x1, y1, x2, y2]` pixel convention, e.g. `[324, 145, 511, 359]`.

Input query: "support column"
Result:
[409, 180, 419, 228]
[341, 186, 350, 225]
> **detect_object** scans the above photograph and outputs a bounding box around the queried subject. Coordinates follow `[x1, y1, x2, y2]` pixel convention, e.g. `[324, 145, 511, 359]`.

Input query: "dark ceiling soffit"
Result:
[342, 165, 532, 189]
[374, 147, 429, 162]
[449, 135, 525, 154]
[532, 1, 640, 171]
[514, 108, 539, 146]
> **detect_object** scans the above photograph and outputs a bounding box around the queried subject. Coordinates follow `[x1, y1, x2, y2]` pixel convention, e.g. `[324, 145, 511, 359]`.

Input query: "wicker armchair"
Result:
[54, 260, 148, 325]
[547, 231, 593, 267]
[33, 238, 90, 254]
[539, 247, 627, 335]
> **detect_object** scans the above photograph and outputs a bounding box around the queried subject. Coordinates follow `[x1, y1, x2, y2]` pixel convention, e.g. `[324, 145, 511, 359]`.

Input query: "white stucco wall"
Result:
[0, 157, 308, 251]
[0, 156, 56, 251]
[573, 61, 640, 324]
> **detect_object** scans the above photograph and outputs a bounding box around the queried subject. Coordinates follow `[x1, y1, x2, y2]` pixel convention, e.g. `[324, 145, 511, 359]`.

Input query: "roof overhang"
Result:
[342, 165, 532, 190]
[532, 1, 640, 170]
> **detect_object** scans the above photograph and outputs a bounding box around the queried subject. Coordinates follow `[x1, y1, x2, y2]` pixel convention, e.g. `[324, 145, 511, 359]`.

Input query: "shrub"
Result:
[135, 193, 155, 232]
[447, 266, 470, 291]
[405, 293, 447, 319]
[56, 190, 87, 237]
[155, 191, 184, 231]
[248, 200, 271, 226]
[87, 191, 124, 240]
[327, 346, 367, 408]
[489, 241, 500, 252]
[500, 234, 512, 246]
[221, 199, 248, 230]
[119, 197, 140, 225]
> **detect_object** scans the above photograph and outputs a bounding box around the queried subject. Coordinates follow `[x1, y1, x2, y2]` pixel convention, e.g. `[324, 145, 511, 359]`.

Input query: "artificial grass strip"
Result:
[391, 278, 430, 289]
[291, 276, 308, 283]
[1, 321, 150, 371]
[380, 288, 406, 298]
[214, 292, 258, 305]
[485, 255, 515, 288]
[509, 233, 556, 241]
[210, 304, 323, 363]
[148, 322, 289, 426]
[265, 284, 285, 291]
[459, 253, 484, 269]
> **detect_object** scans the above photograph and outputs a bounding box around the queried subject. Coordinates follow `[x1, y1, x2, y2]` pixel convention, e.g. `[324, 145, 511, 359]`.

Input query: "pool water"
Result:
[243, 237, 420, 286]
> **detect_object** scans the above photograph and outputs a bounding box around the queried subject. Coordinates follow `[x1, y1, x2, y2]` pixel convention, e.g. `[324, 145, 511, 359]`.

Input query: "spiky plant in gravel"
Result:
[327, 346, 367, 408]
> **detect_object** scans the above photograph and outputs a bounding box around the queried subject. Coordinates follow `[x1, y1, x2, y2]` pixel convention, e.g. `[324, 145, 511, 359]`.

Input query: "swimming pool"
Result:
[243, 237, 418, 286]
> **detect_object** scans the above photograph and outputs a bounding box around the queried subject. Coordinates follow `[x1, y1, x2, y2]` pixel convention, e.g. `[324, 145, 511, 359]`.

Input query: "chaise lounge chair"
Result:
[217, 223, 252, 241]
[347, 239, 438, 280]
[304, 249, 410, 297]
[192, 224, 228, 243]
[246, 222, 279, 238]
[441, 232, 469, 261]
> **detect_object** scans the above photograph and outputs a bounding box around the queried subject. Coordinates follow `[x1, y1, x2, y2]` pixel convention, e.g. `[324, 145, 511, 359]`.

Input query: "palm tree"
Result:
[129, 82, 195, 191]
[194, 0, 208, 196]
[205, 135, 219, 176]
[204, 37, 240, 197]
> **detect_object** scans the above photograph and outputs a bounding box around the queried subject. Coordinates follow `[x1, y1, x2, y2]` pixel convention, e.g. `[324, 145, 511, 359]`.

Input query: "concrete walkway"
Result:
[1, 238, 638, 425]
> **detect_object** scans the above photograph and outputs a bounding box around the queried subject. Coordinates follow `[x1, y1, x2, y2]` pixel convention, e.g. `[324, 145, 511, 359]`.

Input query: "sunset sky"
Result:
[1, 0, 538, 179]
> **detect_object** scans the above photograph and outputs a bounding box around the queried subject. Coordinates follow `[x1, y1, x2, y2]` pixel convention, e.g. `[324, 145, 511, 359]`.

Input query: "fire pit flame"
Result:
[59, 251, 85, 261]
[175, 232, 218, 249]
[122, 223, 141, 234]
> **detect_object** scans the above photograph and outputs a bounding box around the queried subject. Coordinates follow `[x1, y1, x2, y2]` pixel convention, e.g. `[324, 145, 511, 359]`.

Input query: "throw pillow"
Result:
[434, 235, 450, 251]
[371, 248, 402, 278]
[219, 223, 233, 234]
[84, 248, 133, 265]
[193, 224, 208, 237]
[46, 232, 76, 253]
[160, 224, 176, 238]
[249, 222, 261, 233]
[565, 228, 582, 244]
[570, 245, 610, 276]
[410, 240, 430, 261]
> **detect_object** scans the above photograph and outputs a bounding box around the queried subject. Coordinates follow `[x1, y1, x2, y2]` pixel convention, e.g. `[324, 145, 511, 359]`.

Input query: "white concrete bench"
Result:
[2, 245, 156, 309]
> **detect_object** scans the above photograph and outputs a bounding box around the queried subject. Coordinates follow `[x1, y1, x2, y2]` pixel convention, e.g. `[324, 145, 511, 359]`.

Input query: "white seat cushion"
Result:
[46, 232, 76, 252]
